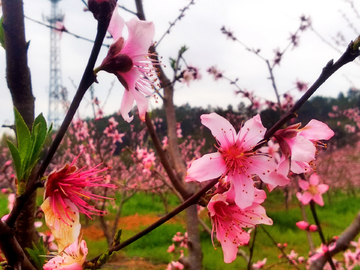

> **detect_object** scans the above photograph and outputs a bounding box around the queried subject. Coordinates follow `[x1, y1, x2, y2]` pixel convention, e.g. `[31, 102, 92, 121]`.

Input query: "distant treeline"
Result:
[90, 89, 360, 152]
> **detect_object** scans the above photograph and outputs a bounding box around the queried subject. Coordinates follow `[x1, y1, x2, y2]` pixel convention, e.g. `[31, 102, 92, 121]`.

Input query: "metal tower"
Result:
[47, 0, 65, 128]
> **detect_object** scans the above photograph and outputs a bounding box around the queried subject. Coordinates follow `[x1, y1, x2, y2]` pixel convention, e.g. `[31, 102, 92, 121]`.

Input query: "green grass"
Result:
[91, 189, 360, 269]
[2, 189, 360, 269]
[108, 192, 181, 217]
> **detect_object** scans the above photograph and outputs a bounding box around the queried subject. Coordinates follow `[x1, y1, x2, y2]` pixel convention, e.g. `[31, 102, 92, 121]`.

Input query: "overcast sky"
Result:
[1, 0, 360, 131]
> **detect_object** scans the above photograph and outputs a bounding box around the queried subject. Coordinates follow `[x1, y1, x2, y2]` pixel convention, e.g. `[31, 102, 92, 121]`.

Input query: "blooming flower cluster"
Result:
[186, 112, 334, 263]
[165, 232, 188, 270]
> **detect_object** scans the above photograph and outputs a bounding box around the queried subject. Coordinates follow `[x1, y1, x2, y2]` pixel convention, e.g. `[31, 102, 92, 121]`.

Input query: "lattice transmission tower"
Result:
[47, 0, 66, 128]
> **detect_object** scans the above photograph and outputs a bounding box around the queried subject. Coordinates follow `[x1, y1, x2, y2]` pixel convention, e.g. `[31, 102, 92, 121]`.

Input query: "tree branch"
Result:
[309, 210, 360, 270]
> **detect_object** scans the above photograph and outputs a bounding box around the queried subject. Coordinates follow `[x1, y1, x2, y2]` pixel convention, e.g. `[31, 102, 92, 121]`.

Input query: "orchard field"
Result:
[3, 1, 360, 270]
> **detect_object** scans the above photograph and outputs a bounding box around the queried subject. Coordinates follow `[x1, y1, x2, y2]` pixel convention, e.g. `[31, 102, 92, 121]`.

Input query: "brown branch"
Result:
[3, 0, 34, 127]
[263, 40, 360, 143]
[0, 221, 36, 270]
[24, 16, 109, 47]
[309, 201, 336, 269]
[309, 210, 360, 270]
[154, 0, 195, 48]
[145, 113, 190, 198]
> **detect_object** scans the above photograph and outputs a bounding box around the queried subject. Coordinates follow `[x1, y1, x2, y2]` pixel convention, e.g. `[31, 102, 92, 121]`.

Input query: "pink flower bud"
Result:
[1, 188, 8, 194]
[309, 225, 318, 232]
[296, 221, 309, 230]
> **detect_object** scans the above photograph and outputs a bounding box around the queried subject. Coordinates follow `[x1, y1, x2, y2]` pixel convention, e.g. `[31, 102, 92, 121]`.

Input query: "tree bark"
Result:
[2, 0, 38, 252]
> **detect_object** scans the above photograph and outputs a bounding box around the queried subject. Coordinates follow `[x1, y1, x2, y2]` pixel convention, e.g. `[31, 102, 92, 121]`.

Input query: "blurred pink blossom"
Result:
[252, 258, 267, 269]
[297, 173, 328, 206]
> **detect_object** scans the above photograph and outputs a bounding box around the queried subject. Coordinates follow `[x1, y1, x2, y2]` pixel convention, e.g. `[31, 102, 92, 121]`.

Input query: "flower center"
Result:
[308, 184, 318, 195]
[220, 144, 250, 174]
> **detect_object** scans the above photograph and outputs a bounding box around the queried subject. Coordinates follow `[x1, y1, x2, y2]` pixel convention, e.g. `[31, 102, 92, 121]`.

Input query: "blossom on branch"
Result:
[43, 238, 88, 270]
[207, 185, 272, 263]
[252, 258, 267, 269]
[41, 155, 115, 251]
[95, 9, 160, 122]
[274, 119, 334, 173]
[296, 173, 329, 206]
[186, 112, 289, 208]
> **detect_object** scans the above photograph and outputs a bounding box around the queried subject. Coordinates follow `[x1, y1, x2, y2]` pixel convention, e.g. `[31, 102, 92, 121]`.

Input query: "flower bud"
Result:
[309, 225, 318, 232]
[296, 221, 309, 230]
[88, 0, 117, 22]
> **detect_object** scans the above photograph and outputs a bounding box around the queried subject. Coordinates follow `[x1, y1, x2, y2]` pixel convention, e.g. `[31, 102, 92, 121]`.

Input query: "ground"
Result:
[83, 213, 176, 269]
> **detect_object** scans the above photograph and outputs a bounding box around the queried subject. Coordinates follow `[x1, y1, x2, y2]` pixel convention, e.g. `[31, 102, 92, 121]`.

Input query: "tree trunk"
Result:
[3, 0, 38, 251]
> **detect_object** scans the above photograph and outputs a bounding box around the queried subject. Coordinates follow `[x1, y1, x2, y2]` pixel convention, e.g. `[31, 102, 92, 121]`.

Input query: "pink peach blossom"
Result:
[167, 243, 175, 253]
[43, 238, 88, 270]
[274, 120, 334, 173]
[253, 258, 267, 269]
[207, 185, 272, 263]
[166, 261, 184, 270]
[186, 113, 289, 208]
[41, 154, 115, 251]
[95, 9, 159, 122]
[297, 173, 329, 206]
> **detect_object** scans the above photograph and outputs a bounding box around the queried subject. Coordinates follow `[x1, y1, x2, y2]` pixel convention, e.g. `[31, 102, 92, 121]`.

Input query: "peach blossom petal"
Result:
[186, 152, 226, 182]
[200, 113, 237, 147]
[41, 197, 81, 252]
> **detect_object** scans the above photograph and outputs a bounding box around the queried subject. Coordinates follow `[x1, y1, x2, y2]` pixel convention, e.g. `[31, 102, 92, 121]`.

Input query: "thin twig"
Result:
[118, 4, 137, 16]
[263, 40, 360, 143]
[247, 227, 257, 270]
[309, 201, 336, 270]
[154, 0, 195, 48]
[24, 16, 109, 47]
[261, 226, 301, 270]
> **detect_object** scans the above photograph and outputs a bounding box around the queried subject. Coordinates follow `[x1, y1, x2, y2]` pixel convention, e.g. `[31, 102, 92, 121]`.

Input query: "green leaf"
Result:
[47, 122, 53, 136]
[32, 113, 47, 142]
[29, 122, 44, 166]
[6, 140, 22, 179]
[97, 250, 111, 267]
[14, 107, 31, 165]
[169, 57, 176, 71]
[0, 17, 5, 49]
[25, 238, 47, 270]
[179, 45, 188, 55]
[112, 229, 122, 246]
